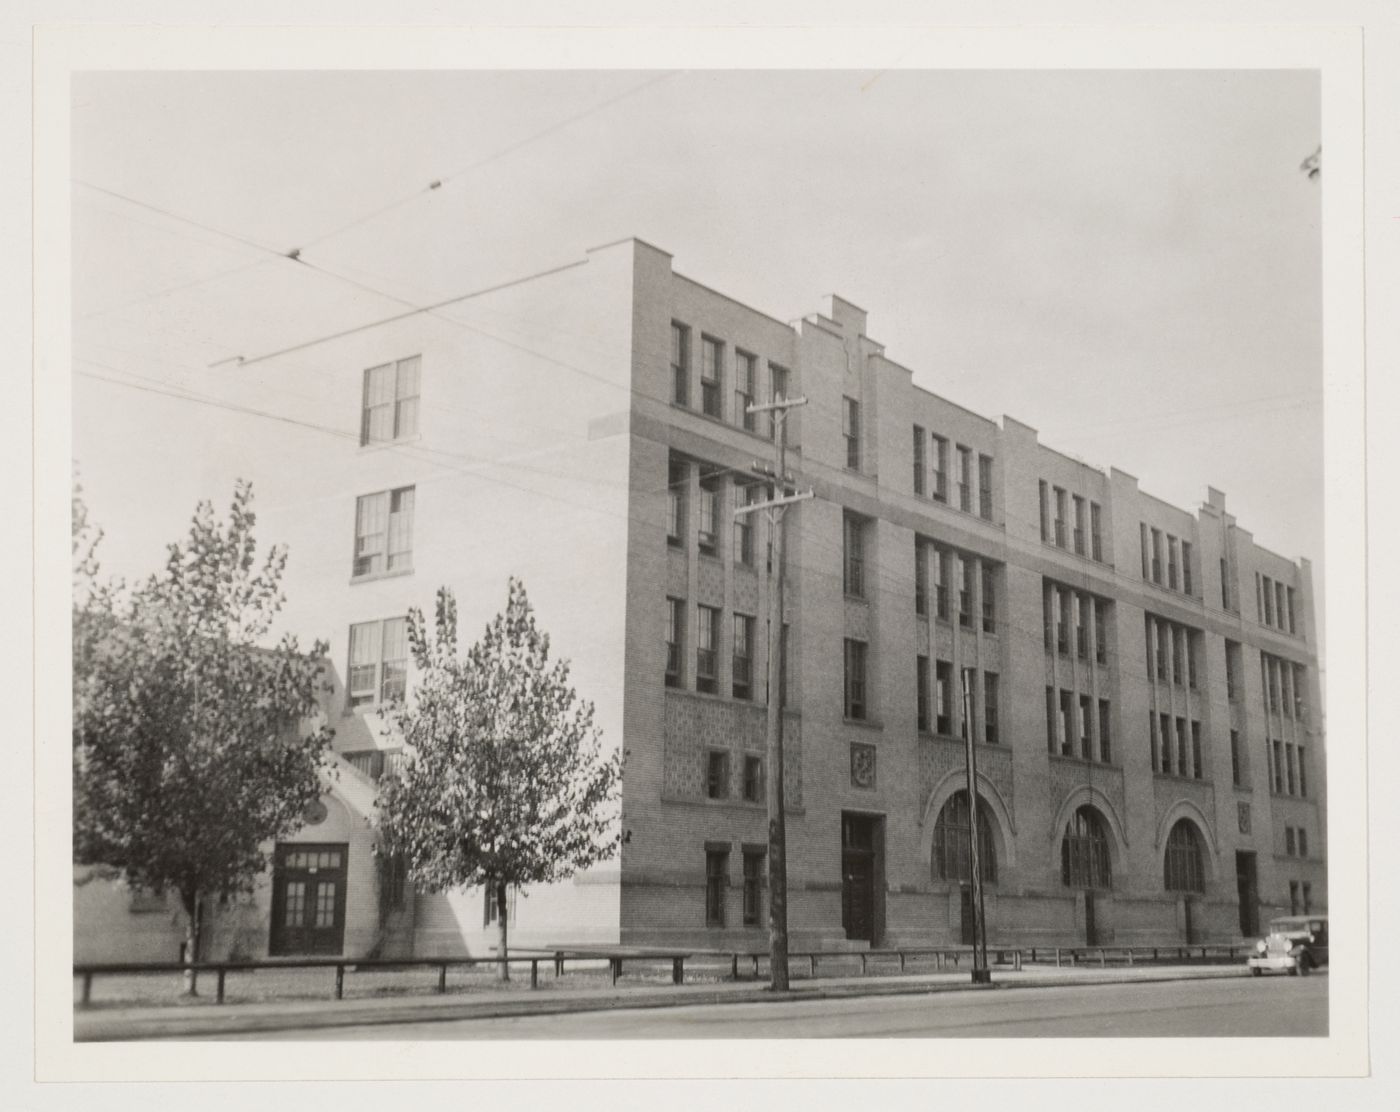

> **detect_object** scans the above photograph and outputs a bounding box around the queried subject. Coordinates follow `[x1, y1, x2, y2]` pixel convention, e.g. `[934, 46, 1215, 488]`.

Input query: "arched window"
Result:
[1061, 805, 1112, 889]
[1164, 819, 1206, 894]
[932, 790, 996, 884]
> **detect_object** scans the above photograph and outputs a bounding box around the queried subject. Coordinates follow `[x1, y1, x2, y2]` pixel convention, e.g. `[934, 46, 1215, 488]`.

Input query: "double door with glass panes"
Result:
[269, 843, 348, 956]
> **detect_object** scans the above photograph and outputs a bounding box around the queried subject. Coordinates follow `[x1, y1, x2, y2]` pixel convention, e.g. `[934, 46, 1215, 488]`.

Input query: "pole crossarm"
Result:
[745, 395, 809, 415]
[733, 490, 814, 517]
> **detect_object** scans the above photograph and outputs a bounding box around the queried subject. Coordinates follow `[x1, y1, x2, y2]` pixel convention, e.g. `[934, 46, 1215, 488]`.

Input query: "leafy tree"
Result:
[72, 481, 332, 992]
[376, 581, 623, 980]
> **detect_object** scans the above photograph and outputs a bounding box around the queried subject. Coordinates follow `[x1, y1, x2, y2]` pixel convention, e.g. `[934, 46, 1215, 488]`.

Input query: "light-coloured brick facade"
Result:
[76, 237, 1325, 960]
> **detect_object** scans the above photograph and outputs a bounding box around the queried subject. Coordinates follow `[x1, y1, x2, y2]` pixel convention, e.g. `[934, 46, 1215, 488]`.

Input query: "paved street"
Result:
[211, 972, 1326, 1040]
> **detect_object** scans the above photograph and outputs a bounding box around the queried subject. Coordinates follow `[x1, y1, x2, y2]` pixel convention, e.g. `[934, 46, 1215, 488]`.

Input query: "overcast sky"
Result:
[71, 69, 1322, 630]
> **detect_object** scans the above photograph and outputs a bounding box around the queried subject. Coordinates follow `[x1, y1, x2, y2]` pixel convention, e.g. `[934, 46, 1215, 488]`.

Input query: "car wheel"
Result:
[1251, 968, 1262, 977]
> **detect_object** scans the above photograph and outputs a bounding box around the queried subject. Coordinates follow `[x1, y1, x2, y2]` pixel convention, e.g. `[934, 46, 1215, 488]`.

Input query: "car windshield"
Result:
[1268, 919, 1312, 935]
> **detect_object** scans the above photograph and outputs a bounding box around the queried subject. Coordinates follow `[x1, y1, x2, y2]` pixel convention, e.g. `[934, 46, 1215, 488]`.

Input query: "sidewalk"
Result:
[73, 962, 1249, 1041]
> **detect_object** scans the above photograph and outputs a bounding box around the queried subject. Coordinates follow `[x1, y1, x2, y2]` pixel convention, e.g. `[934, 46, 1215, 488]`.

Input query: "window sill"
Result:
[359, 434, 423, 454]
[1153, 771, 1211, 786]
[349, 567, 414, 586]
[844, 593, 868, 605]
[843, 717, 884, 732]
[1041, 541, 1114, 572]
[1050, 752, 1117, 770]
[669, 402, 773, 442]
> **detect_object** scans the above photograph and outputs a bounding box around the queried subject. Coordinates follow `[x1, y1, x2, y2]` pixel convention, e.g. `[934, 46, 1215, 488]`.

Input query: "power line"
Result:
[298, 72, 679, 251]
[73, 179, 288, 257]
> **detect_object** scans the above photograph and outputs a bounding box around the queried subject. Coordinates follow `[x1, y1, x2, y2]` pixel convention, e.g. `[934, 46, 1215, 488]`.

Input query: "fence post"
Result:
[217, 968, 227, 1004]
[1055, 948, 1061, 968]
[899, 952, 906, 973]
[531, 960, 539, 989]
[555, 953, 564, 978]
[1128, 949, 1134, 966]
[610, 957, 620, 986]
[437, 964, 447, 994]
[860, 953, 867, 976]
[335, 964, 344, 1000]
[1014, 949, 1022, 972]
[752, 954, 759, 977]
[1099, 949, 1106, 968]
[673, 957, 684, 986]
[82, 972, 93, 1006]
[811, 955, 817, 977]
[731, 954, 739, 980]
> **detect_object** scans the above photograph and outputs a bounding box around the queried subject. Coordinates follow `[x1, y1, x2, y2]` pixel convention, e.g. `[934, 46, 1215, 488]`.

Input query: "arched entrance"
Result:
[1060, 805, 1112, 945]
[931, 790, 997, 944]
[1164, 818, 1207, 942]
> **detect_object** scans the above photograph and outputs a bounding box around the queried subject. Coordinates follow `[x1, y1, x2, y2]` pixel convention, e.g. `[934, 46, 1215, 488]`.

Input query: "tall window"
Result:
[1039, 480, 1050, 542]
[960, 667, 977, 742]
[1151, 527, 1163, 584]
[360, 355, 421, 445]
[1230, 729, 1243, 787]
[985, 672, 1000, 744]
[931, 435, 948, 500]
[1285, 742, 1296, 795]
[734, 484, 756, 565]
[978, 454, 993, 520]
[1061, 806, 1112, 889]
[705, 849, 727, 926]
[981, 564, 997, 633]
[1190, 720, 1203, 779]
[671, 322, 690, 407]
[843, 397, 861, 470]
[1057, 588, 1071, 655]
[1164, 820, 1205, 894]
[1094, 600, 1107, 665]
[742, 849, 764, 927]
[1167, 535, 1179, 590]
[934, 547, 950, 620]
[1054, 487, 1068, 547]
[665, 598, 684, 688]
[1221, 557, 1232, 610]
[935, 661, 952, 734]
[1175, 717, 1189, 778]
[348, 617, 408, 708]
[959, 557, 975, 629]
[932, 791, 996, 883]
[1298, 745, 1307, 797]
[1059, 689, 1074, 757]
[696, 605, 719, 694]
[913, 426, 926, 495]
[1078, 694, 1094, 759]
[1072, 495, 1086, 555]
[1046, 688, 1059, 753]
[843, 513, 865, 598]
[353, 486, 415, 577]
[732, 613, 754, 700]
[767, 363, 789, 440]
[1286, 586, 1297, 634]
[706, 750, 729, 799]
[1090, 502, 1103, 561]
[914, 540, 928, 616]
[700, 336, 723, 418]
[916, 655, 931, 732]
[1098, 699, 1111, 763]
[1076, 594, 1091, 659]
[1225, 641, 1240, 701]
[667, 458, 685, 547]
[844, 639, 868, 720]
[697, 476, 720, 556]
[1182, 541, 1194, 595]
[957, 446, 973, 512]
[735, 350, 756, 431]
[743, 755, 764, 803]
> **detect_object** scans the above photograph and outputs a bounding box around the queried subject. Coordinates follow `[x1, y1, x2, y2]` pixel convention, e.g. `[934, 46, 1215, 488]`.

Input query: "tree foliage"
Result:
[72, 480, 333, 978]
[375, 581, 623, 974]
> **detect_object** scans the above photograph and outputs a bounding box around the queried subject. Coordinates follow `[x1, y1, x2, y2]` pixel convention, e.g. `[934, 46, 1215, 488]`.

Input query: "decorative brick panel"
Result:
[662, 691, 802, 807]
[732, 567, 760, 615]
[1154, 776, 1217, 838]
[1049, 757, 1125, 830]
[696, 555, 726, 605]
[918, 736, 1013, 814]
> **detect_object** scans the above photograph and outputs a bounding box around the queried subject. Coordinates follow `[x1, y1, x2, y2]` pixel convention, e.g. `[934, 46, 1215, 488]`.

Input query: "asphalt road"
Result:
[228, 972, 1327, 1040]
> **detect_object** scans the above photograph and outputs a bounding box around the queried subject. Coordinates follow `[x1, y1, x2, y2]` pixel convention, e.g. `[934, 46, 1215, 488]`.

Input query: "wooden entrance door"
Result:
[1236, 851, 1259, 938]
[959, 886, 976, 946]
[269, 843, 348, 956]
[1083, 891, 1100, 946]
[841, 814, 877, 943]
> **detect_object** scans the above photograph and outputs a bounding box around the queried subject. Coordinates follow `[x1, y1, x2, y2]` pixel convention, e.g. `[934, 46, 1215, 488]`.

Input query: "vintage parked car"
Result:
[1247, 914, 1328, 976]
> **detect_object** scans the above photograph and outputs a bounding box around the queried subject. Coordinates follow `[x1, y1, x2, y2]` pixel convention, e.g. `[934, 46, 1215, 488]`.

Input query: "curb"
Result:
[74, 965, 1250, 1041]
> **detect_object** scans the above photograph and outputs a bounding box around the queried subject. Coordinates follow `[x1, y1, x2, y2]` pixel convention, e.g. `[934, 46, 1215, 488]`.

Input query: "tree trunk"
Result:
[495, 880, 510, 982]
[181, 889, 202, 997]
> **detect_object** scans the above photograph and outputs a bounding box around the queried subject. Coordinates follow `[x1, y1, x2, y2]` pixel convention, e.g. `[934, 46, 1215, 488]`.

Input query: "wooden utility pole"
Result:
[960, 667, 991, 983]
[737, 394, 810, 992]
